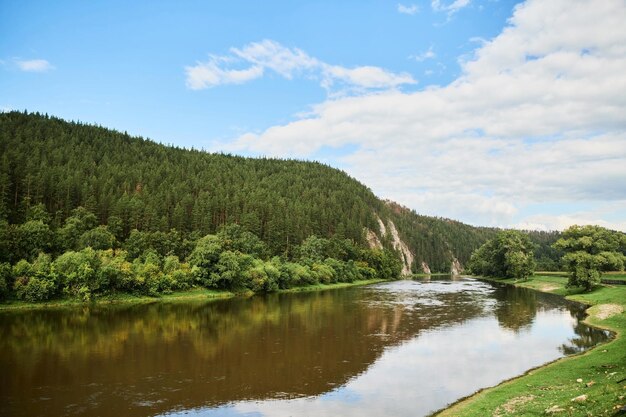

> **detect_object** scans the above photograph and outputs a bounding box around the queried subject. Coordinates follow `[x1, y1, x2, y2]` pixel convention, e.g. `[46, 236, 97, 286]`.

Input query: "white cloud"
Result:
[186, 39, 416, 91]
[411, 46, 436, 62]
[221, 0, 626, 229]
[13, 58, 54, 72]
[431, 0, 471, 15]
[322, 65, 416, 90]
[185, 58, 263, 90]
[231, 40, 319, 79]
[512, 201, 626, 232]
[397, 3, 420, 15]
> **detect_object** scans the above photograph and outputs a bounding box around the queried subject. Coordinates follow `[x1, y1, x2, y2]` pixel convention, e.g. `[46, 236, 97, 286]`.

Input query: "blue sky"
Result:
[2, 0, 626, 231]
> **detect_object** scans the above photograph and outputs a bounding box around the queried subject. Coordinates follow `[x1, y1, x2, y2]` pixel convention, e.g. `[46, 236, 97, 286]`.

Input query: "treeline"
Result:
[380, 202, 563, 272]
[382, 201, 498, 272]
[467, 226, 626, 291]
[0, 111, 563, 279]
[0, 205, 401, 302]
[0, 111, 381, 255]
[525, 230, 563, 271]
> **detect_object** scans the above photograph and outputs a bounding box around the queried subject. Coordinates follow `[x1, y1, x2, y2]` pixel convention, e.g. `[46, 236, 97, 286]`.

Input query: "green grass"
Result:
[535, 271, 569, 277]
[436, 275, 626, 417]
[603, 273, 626, 282]
[277, 278, 385, 293]
[0, 287, 237, 310]
[536, 271, 626, 282]
[0, 279, 387, 311]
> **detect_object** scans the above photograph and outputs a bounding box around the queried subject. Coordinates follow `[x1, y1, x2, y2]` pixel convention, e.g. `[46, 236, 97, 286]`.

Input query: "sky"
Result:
[2, 0, 626, 231]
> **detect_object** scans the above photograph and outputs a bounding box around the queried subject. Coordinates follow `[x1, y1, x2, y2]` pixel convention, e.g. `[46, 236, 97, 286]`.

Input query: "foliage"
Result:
[554, 225, 626, 291]
[79, 225, 116, 250]
[467, 230, 536, 280]
[0, 262, 11, 300]
[0, 111, 532, 275]
[13, 254, 57, 302]
[0, 111, 572, 302]
[57, 207, 99, 251]
[15, 220, 53, 261]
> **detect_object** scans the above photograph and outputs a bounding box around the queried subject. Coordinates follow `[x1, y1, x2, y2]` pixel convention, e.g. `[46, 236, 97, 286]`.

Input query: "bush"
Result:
[79, 226, 116, 250]
[163, 255, 193, 290]
[97, 249, 133, 293]
[53, 248, 100, 296]
[15, 276, 56, 302]
[311, 262, 335, 284]
[0, 262, 11, 300]
[189, 235, 223, 286]
[210, 250, 255, 290]
[13, 255, 57, 302]
[247, 259, 280, 292]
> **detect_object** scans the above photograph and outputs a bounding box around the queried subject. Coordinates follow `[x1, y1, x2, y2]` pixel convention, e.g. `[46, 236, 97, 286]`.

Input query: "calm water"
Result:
[0, 277, 609, 417]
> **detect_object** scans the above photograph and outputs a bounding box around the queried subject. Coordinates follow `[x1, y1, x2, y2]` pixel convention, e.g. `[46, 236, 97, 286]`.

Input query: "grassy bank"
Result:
[0, 278, 387, 311]
[436, 274, 626, 417]
[0, 287, 236, 310]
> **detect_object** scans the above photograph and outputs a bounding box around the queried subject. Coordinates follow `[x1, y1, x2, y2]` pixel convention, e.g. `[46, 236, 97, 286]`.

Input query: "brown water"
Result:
[0, 277, 609, 417]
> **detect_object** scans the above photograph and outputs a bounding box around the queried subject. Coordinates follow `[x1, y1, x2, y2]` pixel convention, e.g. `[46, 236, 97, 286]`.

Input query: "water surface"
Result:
[0, 277, 609, 416]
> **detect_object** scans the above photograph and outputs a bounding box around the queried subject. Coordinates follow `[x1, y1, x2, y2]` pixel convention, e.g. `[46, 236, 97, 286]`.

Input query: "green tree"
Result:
[188, 234, 224, 286]
[58, 207, 98, 250]
[13, 253, 57, 302]
[52, 248, 101, 298]
[468, 230, 536, 280]
[79, 225, 116, 250]
[297, 235, 330, 263]
[217, 224, 268, 258]
[211, 250, 254, 290]
[16, 220, 53, 260]
[25, 203, 51, 224]
[0, 262, 11, 300]
[554, 225, 626, 291]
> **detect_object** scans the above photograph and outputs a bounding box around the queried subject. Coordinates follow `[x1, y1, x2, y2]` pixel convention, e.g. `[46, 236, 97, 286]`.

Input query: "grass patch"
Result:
[435, 275, 626, 417]
[535, 271, 569, 277]
[277, 278, 385, 293]
[0, 287, 236, 310]
[603, 273, 626, 282]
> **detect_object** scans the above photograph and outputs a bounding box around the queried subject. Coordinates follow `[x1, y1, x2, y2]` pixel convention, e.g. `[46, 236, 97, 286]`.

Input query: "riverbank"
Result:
[0, 278, 387, 311]
[435, 274, 626, 417]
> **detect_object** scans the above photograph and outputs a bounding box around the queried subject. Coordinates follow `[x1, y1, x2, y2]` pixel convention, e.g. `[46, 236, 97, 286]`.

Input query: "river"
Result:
[0, 276, 609, 417]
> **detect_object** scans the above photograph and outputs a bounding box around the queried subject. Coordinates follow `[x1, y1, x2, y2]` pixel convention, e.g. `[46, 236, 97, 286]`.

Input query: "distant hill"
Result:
[0, 111, 560, 272]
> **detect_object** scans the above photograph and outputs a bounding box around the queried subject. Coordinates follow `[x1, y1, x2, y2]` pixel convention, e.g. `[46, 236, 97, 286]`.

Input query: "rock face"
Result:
[387, 220, 414, 276]
[421, 262, 431, 274]
[376, 215, 387, 237]
[365, 228, 383, 249]
[451, 258, 462, 276]
[364, 215, 413, 275]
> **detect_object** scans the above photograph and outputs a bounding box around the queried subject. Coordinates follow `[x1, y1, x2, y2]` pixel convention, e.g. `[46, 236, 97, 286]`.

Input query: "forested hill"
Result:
[0, 111, 557, 272]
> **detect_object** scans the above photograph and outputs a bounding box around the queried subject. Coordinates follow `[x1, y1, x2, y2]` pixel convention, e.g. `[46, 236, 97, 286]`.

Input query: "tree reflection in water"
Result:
[0, 277, 609, 417]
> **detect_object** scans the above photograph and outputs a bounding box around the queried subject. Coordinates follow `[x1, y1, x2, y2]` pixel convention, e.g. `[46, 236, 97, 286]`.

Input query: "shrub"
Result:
[15, 276, 56, 302]
[0, 262, 11, 300]
[53, 248, 100, 296]
[247, 259, 280, 292]
[13, 255, 57, 302]
[79, 226, 116, 250]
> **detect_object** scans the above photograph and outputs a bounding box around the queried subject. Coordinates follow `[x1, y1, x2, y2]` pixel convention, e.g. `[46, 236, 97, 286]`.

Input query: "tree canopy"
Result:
[0, 110, 568, 304]
[553, 225, 626, 290]
[467, 230, 536, 280]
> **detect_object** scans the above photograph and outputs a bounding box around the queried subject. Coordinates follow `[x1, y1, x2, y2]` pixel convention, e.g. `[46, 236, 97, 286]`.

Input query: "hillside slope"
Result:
[0, 111, 552, 273]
